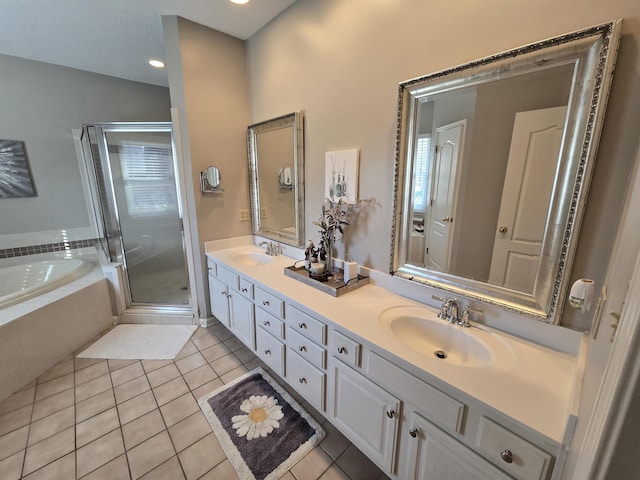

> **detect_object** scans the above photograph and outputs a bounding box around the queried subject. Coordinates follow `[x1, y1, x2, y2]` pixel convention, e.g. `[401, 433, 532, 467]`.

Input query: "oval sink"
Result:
[229, 251, 274, 266]
[379, 306, 513, 368]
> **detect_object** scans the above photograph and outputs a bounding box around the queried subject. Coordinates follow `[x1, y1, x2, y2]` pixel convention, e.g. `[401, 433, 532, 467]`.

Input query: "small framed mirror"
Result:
[391, 21, 621, 324]
[248, 112, 304, 247]
[200, 166, 223, 194]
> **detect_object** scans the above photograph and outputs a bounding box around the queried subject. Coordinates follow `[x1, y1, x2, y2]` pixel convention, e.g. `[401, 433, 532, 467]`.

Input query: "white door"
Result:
[425, 120, 466, 271]
[488, 106, 567, 293]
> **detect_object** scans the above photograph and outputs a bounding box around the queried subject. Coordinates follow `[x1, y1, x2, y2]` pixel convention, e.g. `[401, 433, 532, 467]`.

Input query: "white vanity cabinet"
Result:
[208, 271, 230, 327]
[254, 287, 287, 378]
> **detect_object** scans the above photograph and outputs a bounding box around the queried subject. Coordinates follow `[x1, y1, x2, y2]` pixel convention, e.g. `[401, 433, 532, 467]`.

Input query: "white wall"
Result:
[247, 0, 640, 332]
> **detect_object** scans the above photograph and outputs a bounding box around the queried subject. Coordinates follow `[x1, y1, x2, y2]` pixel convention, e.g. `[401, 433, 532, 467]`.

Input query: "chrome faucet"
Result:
[437, 298, 472, 327]
[259, 241, 283, 256]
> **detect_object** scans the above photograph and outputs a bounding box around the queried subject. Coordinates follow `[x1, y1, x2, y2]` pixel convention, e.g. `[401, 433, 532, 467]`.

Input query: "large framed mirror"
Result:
[391, 21, 621, 324]
[248, 112, 304, 247]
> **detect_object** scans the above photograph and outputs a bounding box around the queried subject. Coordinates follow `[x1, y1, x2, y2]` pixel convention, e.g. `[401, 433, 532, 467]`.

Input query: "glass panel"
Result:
[104, 130, 189, 305]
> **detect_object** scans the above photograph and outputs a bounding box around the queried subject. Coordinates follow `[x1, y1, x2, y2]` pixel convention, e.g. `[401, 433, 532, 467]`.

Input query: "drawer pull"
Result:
[263, 300, 270, 306]
[409, 428, 419, 438]
[337, 346, 346, 354]
[298, 345, 306, 352]
[386, 410, 395, 419]
[242, 287, 248, 293]
[263, 320, 270, 327]
[500, 449, 513, 464]
[264, 349, 271, 355]
[298, 322, 307, 329]
[298, 377, 307, 384]
[220, 291, 226, 296]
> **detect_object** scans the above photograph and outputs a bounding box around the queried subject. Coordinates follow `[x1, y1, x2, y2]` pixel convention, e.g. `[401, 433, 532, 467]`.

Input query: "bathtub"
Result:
[0, 258, 93, 309]
[0, 254, 113, 401]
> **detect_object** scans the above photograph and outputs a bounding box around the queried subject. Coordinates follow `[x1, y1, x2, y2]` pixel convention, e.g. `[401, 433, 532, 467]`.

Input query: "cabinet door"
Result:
[406, 412, 511, 480]
[228, 290, 255, 350]
[328, 357, 400, 473]
[208, 274, 229, 326]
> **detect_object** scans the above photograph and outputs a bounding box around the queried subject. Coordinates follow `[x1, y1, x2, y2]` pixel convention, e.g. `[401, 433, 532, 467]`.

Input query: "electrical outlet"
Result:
[239, 209, 250, 221]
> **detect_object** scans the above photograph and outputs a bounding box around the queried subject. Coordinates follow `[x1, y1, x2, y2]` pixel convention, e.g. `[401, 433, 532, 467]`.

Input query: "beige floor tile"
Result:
[75, 361, 109, 386]
[167, 411, 212, 453]
[336, 444, 382, 480]
[190, 327, 208, 339]
[291, 447, 333, 480]
[319, 464, 351, 480]
[175, 341, 199, 360]
[75, 374, 113, 403]
[278, 473, 296, 480]
[0, 449, 25, 480]
[0, 386, 36, 416]
[177, 432, 226, 480]
[320, 420, 351, 460]
[114, 375, 151, 404]
[152, 377, 189, 406]
[28, 405, 74, 446]
[210, 325, 234, 341]
[191, 378, 224, 401]
[122, 409, 166, 450]
[75, 390, 116, 423]
[159, 393, 199, 428]
[222, 336, 244, 352]
[220, 365, 249, 384]
[200, 343, 231, 363]
[76, 428, 125, 478]
[35, 373, 74, 402]
[31, 388, 74, 422]
[108, 359, 139, 372]
[191, 332, 220, 351]
[23, 426, 75, 476]
[80, 454, 130, 480]
[233, 346, 257, 364]
[139, 455, 185, 480]
[0, 424, 29, 461]
[175, 352, 207, 375]
[74, 357, 104, 370]
[182, 364, 216, 391]
[147, 364, 180, 389]
[0, 403, 33, 436]
[22, 452, 75, 480]
[37, 357, 74, 384]
[76, 407, 120, 447]
[127, 430, 175, 479]
[118, 390, 158, 425]
[210, 353, 243, 376]
[110, 362, 145, 387]
[141, 359, 173, 374]
[198, 458, 239, 480]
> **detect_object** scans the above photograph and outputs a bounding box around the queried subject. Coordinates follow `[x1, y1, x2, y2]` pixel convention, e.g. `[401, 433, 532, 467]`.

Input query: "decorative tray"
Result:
[284, 264, 369, 297]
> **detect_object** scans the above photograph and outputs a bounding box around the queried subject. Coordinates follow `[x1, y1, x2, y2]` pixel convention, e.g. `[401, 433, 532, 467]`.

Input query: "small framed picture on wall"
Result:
[325, 148, 359, 203]
[0, 139, 36, 198]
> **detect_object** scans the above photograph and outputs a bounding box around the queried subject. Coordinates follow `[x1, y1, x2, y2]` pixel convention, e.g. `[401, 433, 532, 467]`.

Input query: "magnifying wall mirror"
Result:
[200, 166, 223, 194]
[391, 21, 621, 324]
[248, 112, 304, 246]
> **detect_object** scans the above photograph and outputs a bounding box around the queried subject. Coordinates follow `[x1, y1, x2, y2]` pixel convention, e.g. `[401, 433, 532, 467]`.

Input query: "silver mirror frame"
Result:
[390, 21, 621, 324]
[248, 112, 305, 247]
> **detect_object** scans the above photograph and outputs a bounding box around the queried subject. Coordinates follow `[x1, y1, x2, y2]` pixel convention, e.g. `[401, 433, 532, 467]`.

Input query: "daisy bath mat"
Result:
[198, 368, 325, 480]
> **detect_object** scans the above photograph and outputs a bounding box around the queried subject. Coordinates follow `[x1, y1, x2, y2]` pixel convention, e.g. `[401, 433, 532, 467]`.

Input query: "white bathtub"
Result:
[0, 258, 93, 309]
[0, 255, 113, 401]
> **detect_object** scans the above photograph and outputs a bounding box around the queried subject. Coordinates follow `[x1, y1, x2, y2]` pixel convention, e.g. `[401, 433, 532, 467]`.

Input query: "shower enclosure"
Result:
[80, 123, 193, 313]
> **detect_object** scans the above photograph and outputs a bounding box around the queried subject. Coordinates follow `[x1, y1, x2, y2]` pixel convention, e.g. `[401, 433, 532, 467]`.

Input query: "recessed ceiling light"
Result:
[230, 0, 250, 4]
[148, 59, 165, 68]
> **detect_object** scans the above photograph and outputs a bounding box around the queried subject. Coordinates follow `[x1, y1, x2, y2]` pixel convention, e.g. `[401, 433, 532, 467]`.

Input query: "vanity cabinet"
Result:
[208, 274, 230, 327]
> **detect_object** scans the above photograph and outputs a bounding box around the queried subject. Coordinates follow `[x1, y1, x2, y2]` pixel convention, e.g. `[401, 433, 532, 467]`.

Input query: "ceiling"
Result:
[0, 0, 297, 87]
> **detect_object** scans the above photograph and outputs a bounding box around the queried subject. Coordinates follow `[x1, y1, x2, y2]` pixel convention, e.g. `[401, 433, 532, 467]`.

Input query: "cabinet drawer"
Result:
[238, 277, 254, 300]
[207, 258, 217, 276]
[286, 349, 325, 411]
[218, 265, 239, 291]
[256, 308, 285, 339]
[255, 287, 284, 319]
[287, 326, 326, 369]
[287, 306, 326, 345]
[475, 417, 553, 480]
[256, 327, 285, 377]
[330, 330, 361, 367]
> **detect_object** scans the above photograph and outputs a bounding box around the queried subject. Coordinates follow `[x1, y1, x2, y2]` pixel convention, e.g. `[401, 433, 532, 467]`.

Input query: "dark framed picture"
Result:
[0, 139, 36, 198]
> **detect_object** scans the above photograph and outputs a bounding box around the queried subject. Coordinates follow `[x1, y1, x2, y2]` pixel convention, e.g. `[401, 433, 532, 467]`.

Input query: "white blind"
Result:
[120, 144, 177, 216]
[413, 135, 431, 212]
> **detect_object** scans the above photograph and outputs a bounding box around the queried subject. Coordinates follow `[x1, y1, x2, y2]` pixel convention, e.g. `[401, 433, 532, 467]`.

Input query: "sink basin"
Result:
[379, 306, 512, 367]
[229, 251, 274, 266]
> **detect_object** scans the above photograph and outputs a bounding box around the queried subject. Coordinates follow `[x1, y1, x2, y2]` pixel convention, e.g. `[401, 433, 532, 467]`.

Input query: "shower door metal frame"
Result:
[85, 122, 194, 314]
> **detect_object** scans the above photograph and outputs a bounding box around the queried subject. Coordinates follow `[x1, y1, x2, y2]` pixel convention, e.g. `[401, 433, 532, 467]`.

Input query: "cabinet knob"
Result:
[263, 321, 270, 327]
[337, 346, 346, 354]
[298, 377, 307, 384]
[264, 349, 271, 355]
[263, 300, 270, 306]
[409, 428, 419, 438]
[498, 226, 508, 233]
[299, 346, 306, 352]
[386, 410, 395, 419]
[242, 287, 248, 293]
[500, 449, 513, 464]
[299, 322, 307, 329]
[220, 291, 226, 296]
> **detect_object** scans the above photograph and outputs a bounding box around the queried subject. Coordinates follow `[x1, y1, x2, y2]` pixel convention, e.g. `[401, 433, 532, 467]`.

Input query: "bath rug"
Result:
[198, 368, 325, 480]
[76, 324, 197, 360]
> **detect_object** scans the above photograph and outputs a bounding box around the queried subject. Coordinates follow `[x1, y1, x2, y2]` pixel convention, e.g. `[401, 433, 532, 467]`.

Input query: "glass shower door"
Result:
[96, 125, 190, 306]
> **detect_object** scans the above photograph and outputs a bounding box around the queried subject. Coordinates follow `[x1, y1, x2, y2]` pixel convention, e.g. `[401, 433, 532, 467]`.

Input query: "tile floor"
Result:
[0, 322, 389, 480]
